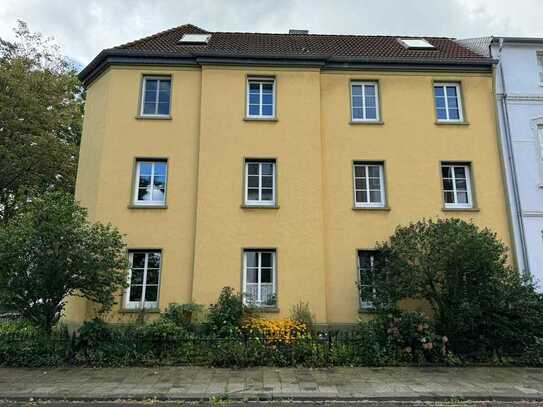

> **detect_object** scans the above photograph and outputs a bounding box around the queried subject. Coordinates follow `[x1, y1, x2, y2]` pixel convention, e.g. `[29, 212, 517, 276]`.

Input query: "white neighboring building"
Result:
[459, 37, 543, 288]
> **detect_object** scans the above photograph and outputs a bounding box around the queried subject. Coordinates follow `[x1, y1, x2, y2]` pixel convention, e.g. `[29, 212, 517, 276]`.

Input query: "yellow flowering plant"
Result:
[243, 317, 308, 344]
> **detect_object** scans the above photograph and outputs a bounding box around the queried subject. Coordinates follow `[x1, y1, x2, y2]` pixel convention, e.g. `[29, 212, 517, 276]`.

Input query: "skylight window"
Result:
[398, 38, 435, 49]
[178, 34, 211, 44]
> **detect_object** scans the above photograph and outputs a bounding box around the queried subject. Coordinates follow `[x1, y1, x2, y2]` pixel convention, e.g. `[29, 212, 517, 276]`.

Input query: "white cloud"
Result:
[1, 0, 542, 66]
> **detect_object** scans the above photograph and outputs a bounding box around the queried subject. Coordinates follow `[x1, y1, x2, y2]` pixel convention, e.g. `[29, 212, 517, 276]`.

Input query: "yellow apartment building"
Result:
[65, 25, 512, 326]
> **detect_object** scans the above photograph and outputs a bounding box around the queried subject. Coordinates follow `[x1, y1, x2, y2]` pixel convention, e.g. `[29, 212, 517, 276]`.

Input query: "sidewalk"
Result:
[1, 367, 543, 402]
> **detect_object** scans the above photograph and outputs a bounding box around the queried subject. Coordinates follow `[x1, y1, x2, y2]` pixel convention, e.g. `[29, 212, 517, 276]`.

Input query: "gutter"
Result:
[496, 38, 530, 276]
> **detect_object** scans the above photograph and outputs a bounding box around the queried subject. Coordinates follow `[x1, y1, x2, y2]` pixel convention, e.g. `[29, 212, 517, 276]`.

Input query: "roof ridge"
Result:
[209, 30, 454, 40]
[114, 23, 208, 50]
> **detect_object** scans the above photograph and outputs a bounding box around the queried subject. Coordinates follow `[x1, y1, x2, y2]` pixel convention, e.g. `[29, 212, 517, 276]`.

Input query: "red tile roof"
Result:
[80, 24, 494, 85]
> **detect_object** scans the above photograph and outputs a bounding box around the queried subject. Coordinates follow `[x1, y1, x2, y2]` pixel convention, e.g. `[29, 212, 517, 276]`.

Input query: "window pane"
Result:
[444, 191, 455, 203]
[247, 163, 259, 175]
[366, 108, 377, 119]
[447, 97, 458, 109]
[138, 175, 151, 188]
[158, 90, 170, 103]
[351, 85, 362, 96]
[435, 96, 446, 108]
[354, 165, 366, 177]
[261, 268, 272, 283]
[456, 179, 467, 191]
[145, 286, 158, 302]
[260, 252, 272, 267]
[247, 175, 259, 188]
[262, 176, 273, 188]
[369, 178, 381, 189]
[355, 191, 367, 203]
[365, 96, 376, 108]
[147, 252, 161, 268]
[246, 268, 258, 283]
[157, 102, 169, 115]
[129, 285, 143, 302]
[146, 269, 159, 285]
[364, 85, 376, 96]
[355, 178, 367, 190]
[143, 102, 156, 115]
[261, 189, 273, 201]
[358, 252, 372, 269]
[262, 94, 273, 105]
[144, 90, 156, 103]
[145, 79, 158, 92]
[368, 166, 380, 177]
[437, 108, 447, 120]
[448, 109, 460, 120]
[446, 86, 457, 97]
[262, 104, 273, 116]
[249, 83, 260, 93]
[249, 94, 259, 104]
[139, 162, 153, 175]
[245, 252, 257, 268]
[457, 191, 469, 204]
[434, 86, 445, 97]
[159, 80, 170, 91]
[352, 96, 363, 108]
[262, 83, 273, 93]
[442, 166, 452, 178]
[154, 175, 166, 188]
[352, 108, 364, 119]
[369, 190, 381, 202]
[152, 187, 165, 202]
[247, 189, 259, 201]
[249, 105, 260, 116]
[131, 269, 144, 285]
[138, 188, 151, 201]
[154, 162, 167, 176]
[454, 167, 466, 177]
[442, 178, 453, 190]
[132, 253, 146, 268]
[261, 163, 273, 175]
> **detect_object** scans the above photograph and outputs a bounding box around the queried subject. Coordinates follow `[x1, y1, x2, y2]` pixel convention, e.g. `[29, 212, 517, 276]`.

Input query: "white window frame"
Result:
[537, 52, 543, 86]
[358, 250, 378, 310]
[350, 81, 380, 122]
[244, 160, 276, 206]
[243, 250, 276, 307]
[140, 76, 172, 117]
[353, 163, 386, 208]
[133, 160, 168, 206]
[246, 77, 276, 118]
[434, 82, 464, 123]
[124, 251, 162, 310]
[441, 163, 473, 209]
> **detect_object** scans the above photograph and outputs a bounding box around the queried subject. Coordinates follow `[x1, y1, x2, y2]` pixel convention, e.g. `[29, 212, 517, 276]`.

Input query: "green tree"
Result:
[0, 192, 128, 333]
[369, 218, 543, 355]
[0, 21, 83, 222]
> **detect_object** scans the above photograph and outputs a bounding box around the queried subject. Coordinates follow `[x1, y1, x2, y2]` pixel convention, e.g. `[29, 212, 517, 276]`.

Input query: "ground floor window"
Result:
[124, 250, 161, 309]
[243, 249, 276, 307]
[358, 250, 379, 310]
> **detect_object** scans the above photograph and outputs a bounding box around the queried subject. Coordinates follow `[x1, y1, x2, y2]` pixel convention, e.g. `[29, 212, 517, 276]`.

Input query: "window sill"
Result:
[243, 117, 278, 122]
[442, 207, 480, 212]
[358, 308, 377, 314]
[434, 121, 470, 126]
[249, 306, 280, 313]
[350, 120, 384, 125]
[352, 206, 391, 211]
[135, 115, 172, 120]
[128, 204, 168, 209]
[119, 308, 161, 314]
[241, 204, 280, 209]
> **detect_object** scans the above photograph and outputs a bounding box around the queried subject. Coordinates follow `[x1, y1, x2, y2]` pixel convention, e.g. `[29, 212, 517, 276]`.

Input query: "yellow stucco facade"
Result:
[65, 63, 512, 326]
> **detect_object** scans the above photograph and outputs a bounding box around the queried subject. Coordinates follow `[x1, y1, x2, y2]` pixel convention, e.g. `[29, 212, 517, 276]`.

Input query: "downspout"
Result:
[496, 38, 530, 277]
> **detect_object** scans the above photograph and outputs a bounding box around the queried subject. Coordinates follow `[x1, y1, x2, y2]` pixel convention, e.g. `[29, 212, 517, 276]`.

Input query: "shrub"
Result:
[161, 303, 203, 330]
[205, 287, 248, 337]
[371, 218, 543, 357]
[289, 302, 316, 334]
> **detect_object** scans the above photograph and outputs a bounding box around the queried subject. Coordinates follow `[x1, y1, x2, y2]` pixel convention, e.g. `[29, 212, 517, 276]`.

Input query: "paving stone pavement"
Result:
[1, 367, 543, 402]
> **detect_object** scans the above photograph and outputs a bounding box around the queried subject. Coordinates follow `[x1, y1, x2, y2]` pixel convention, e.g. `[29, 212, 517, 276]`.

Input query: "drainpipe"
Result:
[496, 38, 530, 277]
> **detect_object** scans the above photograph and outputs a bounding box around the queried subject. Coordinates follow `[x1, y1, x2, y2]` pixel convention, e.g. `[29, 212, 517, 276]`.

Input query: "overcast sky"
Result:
[1, 0, 542, 67]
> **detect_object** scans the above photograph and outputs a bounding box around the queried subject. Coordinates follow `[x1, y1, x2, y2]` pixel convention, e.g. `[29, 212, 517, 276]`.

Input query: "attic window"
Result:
[178, 34, 211, 44]
[398, 38, 435, 49]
